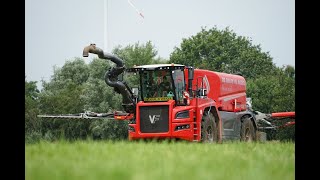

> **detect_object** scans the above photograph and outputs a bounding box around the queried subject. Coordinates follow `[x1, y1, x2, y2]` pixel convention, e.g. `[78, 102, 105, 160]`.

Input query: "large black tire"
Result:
[240, 117, 257, 142]
[201, 111, 218, 143]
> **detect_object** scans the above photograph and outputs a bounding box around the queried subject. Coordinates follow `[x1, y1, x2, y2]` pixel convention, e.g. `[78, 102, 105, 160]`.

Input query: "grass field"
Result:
[25, 140, 294, 180]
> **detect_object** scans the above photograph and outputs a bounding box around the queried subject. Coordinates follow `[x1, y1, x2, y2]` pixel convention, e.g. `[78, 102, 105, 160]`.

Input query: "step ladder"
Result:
[193, 110, 200, 142]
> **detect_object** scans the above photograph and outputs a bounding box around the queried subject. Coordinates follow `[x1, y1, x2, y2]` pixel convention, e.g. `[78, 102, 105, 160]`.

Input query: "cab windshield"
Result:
[140, 69, 185, 105]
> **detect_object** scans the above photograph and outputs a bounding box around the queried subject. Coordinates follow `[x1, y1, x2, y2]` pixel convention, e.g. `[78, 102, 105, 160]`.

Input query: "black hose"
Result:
[83, 44, 135, 113]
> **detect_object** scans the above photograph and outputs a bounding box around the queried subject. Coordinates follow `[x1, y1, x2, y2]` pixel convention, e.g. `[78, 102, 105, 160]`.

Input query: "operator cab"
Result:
[127, 64, 186, 105]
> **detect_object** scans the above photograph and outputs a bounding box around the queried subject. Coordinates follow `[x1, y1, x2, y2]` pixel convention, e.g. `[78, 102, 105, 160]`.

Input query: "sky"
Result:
[25, 0, 295, 90]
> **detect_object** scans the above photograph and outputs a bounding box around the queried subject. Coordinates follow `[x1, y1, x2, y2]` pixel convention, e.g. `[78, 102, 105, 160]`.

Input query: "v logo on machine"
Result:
[149, 115, 160, 124]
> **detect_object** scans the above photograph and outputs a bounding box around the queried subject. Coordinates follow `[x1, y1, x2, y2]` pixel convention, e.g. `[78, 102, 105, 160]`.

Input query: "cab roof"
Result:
[126, 64, 185, 72]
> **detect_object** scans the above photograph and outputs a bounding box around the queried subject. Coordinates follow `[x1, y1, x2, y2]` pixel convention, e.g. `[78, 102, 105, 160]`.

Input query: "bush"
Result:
[29, 118, 129, 143]
[89, 119, 128, 140]
[25, 131, 42, 144]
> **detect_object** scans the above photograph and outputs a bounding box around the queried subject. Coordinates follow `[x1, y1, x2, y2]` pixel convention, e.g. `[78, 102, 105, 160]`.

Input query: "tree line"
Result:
[25, 27, 295, 143]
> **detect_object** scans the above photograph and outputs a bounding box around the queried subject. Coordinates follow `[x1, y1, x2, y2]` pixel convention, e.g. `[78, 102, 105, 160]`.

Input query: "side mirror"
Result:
[188, 67, 194, 80]
[187, 66, 194, 97]
[132, 87, 139, 97]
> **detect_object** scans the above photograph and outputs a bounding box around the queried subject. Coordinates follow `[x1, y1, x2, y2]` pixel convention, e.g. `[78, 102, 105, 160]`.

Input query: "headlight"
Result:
[175, 110, 189, 119]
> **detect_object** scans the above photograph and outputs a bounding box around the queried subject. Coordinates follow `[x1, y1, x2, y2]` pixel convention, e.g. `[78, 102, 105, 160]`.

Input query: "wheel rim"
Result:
[245, 127, 252, 142]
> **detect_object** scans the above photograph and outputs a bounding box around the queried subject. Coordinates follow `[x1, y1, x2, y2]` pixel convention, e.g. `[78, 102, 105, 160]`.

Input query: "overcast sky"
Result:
[25, 0, 295, 89]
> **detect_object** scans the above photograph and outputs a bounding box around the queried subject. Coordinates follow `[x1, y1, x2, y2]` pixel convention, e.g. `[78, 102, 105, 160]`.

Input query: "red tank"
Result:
[192, 69, 247, 112]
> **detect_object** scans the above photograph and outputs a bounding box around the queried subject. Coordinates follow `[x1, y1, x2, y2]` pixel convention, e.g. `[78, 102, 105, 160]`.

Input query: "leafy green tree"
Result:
[37, 57, 126, 141]
[25, 77, 39, 100]
[247, 65, 295, 113]
[112, 41, 164, 68]
[81, 78, 122, 112]
[25, 77, 40, 132]
[170, 26, 277, 79]
[53, 57, 90, 85]
[79, 58, 122, 112]
[39, 58, 89, 114]
[25, 76, 43, 143]
[87, 57, 111, 79]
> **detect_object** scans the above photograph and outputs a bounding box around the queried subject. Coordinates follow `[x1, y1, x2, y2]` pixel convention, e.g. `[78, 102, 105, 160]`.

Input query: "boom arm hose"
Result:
[83, 44, 135, 113]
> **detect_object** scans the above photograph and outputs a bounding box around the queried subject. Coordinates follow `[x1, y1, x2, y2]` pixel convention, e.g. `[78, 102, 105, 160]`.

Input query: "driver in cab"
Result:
[159, 76, 173, 97]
